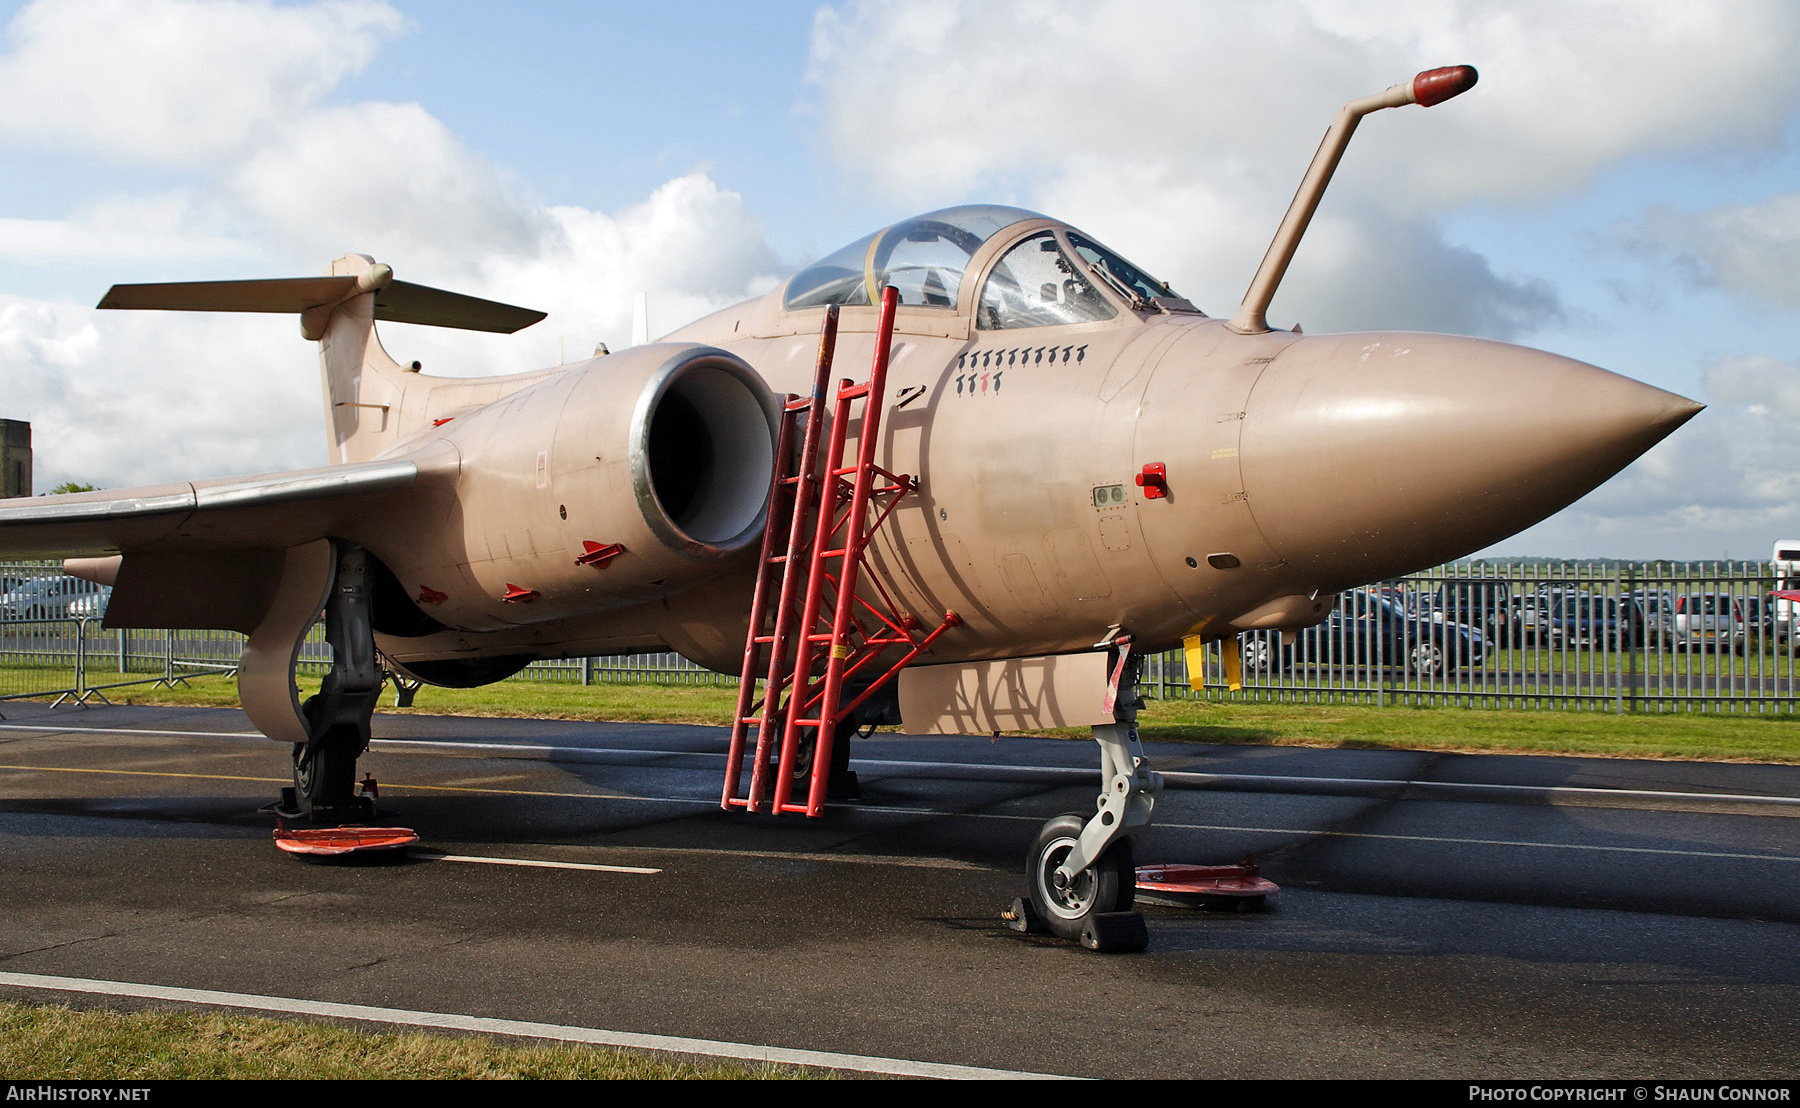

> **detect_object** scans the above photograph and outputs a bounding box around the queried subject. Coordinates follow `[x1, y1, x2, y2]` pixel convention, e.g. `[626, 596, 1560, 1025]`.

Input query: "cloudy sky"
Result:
[3, 0, 1799, 560]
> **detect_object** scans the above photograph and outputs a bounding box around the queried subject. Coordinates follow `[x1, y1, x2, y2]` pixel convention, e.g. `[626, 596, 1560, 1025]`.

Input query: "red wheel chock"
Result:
[1136, 858, 1278, 911]
[273, 824, 418, 856]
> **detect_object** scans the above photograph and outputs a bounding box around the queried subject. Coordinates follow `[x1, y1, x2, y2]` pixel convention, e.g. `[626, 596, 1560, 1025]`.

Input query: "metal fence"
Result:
[5, 559, 1797, 713]
[1146, 562, 1800, 713]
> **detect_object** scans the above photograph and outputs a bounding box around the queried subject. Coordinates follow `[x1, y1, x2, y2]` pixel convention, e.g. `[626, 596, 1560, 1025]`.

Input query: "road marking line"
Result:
[1156, 769, 1800, 808]
[7, 725, 1799, 810]
[0, 724, 262, 738]
[1156, 820, 1800, 864]
[3, 764, 1796, 864]
[0, 971, 1073, 1080]
[412, 851, 659, 875]
[0, 763, 286, 784]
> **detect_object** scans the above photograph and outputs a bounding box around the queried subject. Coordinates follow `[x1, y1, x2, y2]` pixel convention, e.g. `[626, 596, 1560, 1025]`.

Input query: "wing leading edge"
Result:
[0, 447, 452, 558]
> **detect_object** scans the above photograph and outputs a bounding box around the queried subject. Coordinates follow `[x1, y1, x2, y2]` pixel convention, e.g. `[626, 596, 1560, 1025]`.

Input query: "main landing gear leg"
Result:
[279, 545, 383, 824]
[1016, 646, 1161, 951]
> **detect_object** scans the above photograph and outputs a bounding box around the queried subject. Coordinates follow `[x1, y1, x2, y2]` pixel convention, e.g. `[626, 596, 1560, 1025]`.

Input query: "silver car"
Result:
[1671, 592, 1744, 653]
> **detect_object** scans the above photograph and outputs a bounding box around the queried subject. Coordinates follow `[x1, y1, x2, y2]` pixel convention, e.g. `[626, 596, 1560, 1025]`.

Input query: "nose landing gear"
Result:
[1008, 639, 1159, 951]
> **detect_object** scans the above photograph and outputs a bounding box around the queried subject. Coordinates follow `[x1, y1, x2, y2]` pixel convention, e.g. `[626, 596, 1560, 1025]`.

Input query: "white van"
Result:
[1772, 540, 1800, 644]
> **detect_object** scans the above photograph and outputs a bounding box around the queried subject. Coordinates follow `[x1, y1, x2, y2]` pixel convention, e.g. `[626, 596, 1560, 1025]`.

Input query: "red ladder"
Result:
[722, 287, 960, 817]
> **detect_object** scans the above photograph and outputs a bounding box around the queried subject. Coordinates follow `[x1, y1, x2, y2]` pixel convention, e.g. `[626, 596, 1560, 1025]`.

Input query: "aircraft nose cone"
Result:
[1239, 333, 1702, 587]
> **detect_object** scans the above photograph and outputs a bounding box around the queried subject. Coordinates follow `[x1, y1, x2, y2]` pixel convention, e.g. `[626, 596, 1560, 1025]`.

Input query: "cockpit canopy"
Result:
[782, 204, 1196, 325]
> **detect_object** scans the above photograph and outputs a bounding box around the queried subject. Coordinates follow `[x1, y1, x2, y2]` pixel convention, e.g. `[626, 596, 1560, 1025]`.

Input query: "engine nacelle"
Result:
[384, 343, 779, 631]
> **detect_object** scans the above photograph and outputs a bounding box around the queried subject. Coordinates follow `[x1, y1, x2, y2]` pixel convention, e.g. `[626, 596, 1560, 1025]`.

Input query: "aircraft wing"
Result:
[0, 446, 452, 559]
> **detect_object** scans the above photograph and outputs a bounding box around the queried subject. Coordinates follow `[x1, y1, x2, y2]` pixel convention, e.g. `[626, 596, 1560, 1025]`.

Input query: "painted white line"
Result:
[1156, 769, 1800, 809]
[0, 971, 1074, 1080]
[8, 724, 1799, 811]
[0, 723, 261, 739]
[412, 851, 659, 875]
[369, 740, 1800, 810]
[1155, 820, 1800, 864]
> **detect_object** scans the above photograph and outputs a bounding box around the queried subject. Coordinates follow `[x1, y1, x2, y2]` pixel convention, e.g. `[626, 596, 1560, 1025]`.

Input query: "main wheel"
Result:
[1027, 814, 1135, 941]
[290, 727, 365, 821]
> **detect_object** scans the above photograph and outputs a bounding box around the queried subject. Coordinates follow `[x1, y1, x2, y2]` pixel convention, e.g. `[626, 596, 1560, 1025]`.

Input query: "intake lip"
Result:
[627, 345, 781, 561]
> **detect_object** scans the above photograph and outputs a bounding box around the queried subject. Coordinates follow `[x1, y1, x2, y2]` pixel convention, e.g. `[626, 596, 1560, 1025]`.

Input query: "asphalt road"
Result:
[1, 700, 1798, 1079]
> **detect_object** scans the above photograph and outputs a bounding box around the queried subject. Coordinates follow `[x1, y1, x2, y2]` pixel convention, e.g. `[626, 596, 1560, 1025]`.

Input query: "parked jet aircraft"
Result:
[0, 67, 1701, 944]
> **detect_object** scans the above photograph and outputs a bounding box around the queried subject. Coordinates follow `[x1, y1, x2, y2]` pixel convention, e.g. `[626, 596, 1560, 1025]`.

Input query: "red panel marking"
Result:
[575, 541, 626, 568]
[416, 585, 447, 604]
[432, 417, 455, 427]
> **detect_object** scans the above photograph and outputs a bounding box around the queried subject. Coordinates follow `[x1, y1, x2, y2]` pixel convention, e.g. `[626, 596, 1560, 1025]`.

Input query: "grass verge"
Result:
[72, 672, 1800, 763]
[0, 1001, 820, 1080]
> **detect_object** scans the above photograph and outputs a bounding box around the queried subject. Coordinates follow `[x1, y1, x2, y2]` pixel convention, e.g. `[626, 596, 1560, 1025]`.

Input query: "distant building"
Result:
[1, 420, 30, 498]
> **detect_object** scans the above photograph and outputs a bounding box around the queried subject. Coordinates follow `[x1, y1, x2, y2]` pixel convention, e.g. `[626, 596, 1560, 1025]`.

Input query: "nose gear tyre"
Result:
[1028, 813, 1136, 941]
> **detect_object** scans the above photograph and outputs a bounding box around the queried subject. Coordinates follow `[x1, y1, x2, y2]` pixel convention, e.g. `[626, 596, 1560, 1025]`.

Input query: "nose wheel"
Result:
[1006, 634, 1157, 952]
[1029, 814, 1135, 938]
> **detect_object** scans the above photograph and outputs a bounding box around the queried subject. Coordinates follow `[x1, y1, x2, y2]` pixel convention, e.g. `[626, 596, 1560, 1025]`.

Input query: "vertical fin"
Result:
[319, 254, 410, 465]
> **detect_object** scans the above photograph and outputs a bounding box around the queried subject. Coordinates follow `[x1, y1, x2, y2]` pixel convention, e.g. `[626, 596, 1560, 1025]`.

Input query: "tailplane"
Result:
[97, 256, 546, 464]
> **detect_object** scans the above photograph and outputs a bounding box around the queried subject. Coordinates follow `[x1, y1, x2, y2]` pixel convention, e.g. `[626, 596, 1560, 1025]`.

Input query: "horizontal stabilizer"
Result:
[98, 276, 354, 314]
[98, 275, 546, 334]
[374, 280, 547, 334]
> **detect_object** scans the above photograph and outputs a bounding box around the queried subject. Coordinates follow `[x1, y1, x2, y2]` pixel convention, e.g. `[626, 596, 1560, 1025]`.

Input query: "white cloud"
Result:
[0, 163, 786, 492]
[807, 0, 1800, 339]
[0, 295, 320, 490]
[1632, 193, 1800, 309]
[377, 173, 785, 379]
[0, 192, 254, 265]
[0, 0, 404, 162]
[812, 0, 1800, 208]
[230, 101, 552, 277]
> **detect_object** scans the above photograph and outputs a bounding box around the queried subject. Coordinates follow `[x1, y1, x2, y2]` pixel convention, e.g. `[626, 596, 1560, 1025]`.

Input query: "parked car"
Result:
[0, 575, 109, 620]
[1742, 595, 1773, 648]
[66, 585, 112, 619]
[1670, 592, 1745, 653]
[1240, 588, 1486, 678]
[1537, 592, 1642, 649]
[1633, 589, 1675, 646]
[1430, 579, 1516, 639]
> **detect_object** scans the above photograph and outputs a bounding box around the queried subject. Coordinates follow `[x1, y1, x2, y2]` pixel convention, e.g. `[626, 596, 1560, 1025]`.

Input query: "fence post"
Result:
[582, 656, 592, 686]
[74, 617, 87, 699]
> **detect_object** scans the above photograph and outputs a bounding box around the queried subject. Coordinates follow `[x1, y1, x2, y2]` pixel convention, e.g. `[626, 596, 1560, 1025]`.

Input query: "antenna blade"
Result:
[97, 276, 355, 313]
[374, 280, 547, 334]
[631, 290, 649, 346]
